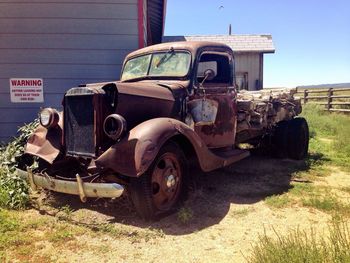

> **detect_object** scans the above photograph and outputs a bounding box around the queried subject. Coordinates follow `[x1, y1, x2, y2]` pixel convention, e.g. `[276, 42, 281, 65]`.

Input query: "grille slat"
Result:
[65, 95, 95, 157]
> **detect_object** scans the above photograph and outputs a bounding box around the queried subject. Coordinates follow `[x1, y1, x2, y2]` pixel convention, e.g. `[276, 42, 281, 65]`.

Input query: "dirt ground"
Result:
[4, 155, 350, 263]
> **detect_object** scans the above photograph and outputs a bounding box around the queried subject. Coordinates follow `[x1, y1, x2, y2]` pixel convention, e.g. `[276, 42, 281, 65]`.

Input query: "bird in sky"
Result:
[219, 5, 224, 9]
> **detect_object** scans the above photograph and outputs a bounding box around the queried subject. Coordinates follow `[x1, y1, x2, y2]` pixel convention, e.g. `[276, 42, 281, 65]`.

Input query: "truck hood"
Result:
[86, 81, 187, 129]
[116, 82, 176, 101]
[116, 82, 175, 128]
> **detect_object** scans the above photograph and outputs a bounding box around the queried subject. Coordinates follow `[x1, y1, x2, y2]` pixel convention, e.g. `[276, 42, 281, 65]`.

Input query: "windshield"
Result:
[121, 51, 191, 81]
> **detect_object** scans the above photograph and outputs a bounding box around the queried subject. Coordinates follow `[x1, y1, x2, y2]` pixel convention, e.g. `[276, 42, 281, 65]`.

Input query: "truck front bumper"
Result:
[16, 169, 124, 202]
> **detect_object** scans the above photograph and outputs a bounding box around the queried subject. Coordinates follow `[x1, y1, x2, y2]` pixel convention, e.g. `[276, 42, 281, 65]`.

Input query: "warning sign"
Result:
[10, 78, 44, 103]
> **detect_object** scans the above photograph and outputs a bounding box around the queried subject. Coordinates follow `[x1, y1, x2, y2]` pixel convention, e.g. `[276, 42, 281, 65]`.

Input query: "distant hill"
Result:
[297, 83, 350, 89]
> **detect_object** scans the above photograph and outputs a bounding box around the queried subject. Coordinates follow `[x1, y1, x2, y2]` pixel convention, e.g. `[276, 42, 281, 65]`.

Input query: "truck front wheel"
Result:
[129, 141, 187, 220]
[287, 117, 309, 160]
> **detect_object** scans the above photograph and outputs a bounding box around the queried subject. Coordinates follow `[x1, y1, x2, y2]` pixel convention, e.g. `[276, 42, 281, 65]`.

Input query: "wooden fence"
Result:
[295, 87, 350, 113]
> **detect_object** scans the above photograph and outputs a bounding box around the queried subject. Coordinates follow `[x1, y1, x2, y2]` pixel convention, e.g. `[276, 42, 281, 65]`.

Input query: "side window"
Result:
[197, 53, 231, 85]
[197, 61, 217, 78]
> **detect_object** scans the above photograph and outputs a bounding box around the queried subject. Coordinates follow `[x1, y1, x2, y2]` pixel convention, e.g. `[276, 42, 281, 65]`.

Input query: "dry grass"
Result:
[1, 102, 350, 262]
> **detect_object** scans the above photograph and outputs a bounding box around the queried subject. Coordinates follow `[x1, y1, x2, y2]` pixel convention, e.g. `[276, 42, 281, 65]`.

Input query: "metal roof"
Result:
[163, 34, 275, 53]
[147, 0, 166, 45]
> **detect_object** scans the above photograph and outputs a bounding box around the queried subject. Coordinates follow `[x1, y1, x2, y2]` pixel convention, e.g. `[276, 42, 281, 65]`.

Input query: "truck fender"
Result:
[96, 117, 219, 177]
[25, 113, 63, 164]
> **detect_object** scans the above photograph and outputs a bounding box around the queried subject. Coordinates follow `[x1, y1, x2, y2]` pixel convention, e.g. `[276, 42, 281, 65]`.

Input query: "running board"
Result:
[212, 148, 250, 166]
[199, 148, 250, 172]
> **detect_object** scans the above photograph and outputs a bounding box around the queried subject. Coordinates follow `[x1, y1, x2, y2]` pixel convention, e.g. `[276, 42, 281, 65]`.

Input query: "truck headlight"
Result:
[39, 108, 59, 128]
[103, 114, 127, 140]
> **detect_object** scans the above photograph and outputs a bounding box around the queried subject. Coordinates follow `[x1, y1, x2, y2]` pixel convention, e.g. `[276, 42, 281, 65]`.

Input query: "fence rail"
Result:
[296, 87, 350, 113]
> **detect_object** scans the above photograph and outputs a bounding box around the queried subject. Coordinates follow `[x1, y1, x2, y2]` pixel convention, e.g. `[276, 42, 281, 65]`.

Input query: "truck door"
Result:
[187, 50, 237, 148]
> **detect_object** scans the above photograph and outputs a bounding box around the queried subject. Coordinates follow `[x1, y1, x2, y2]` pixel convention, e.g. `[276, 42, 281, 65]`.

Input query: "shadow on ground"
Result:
[37, 152, 327, 235]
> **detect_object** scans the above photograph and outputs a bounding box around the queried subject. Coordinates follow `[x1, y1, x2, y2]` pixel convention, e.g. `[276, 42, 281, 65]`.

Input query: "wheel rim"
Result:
[151, 152, 182, 211]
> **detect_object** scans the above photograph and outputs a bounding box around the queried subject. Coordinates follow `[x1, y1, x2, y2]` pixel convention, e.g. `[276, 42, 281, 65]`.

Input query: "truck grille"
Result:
[64, 94, 95, 157]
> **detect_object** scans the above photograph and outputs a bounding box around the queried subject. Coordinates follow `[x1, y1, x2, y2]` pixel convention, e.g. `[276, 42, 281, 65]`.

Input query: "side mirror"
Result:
[204, 69, 215, 81]
[200, 69, 215, 86]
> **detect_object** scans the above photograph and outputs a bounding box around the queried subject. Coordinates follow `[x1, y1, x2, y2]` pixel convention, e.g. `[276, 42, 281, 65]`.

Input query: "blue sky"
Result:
[164, 0, 350, 87]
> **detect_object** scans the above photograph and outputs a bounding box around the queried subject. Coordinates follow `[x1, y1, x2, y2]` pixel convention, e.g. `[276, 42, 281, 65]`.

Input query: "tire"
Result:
[287, 117, 309, 160]
[271, 121, 289, 158]
[129, 141, 187, 220]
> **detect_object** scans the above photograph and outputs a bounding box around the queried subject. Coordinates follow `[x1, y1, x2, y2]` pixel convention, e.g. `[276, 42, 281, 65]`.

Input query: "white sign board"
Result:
[10, 78, 44, 103]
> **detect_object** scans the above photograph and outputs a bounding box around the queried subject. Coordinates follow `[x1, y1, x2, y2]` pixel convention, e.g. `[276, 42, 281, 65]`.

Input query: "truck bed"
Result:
[236, 88, 302, 134]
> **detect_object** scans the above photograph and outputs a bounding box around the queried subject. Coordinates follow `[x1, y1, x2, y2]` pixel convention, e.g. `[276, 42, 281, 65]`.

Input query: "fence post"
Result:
[304, 89, 308, 104]
[327, 88, 333, 111]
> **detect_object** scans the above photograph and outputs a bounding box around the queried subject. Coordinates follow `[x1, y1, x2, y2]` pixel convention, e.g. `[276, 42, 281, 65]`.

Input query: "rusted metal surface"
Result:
[192, 91, 237, 148]
[25, 112, 63, 163]
[114, 82, 177, 129]
[151, 152, 182, 211]
[83, 81, 181, 129]
[96, 118, 185, 177]
[96, 118, 249, 176]
[24, 81, 184, 168]
[86, 81, 176, 101]
[19, 40, 309, 221]
[124, 41, 231, 61]
[188, 99, 218, 125]
[24, 41, 301, 191]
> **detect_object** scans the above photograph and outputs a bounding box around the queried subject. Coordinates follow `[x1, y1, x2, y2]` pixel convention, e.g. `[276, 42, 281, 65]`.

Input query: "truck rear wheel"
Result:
[271, 121, 289, 158]
[129, 141, 187, 220]
[287, 117, 309, 160]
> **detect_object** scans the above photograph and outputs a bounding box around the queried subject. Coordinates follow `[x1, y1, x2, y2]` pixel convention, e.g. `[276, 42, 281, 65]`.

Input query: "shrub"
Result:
[0, 120, 38, 209]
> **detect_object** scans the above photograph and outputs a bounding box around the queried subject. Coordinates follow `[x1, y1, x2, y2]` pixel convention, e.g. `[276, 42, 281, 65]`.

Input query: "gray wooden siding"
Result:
[234, 53, 261, 91]
[0, 0, 139, 142]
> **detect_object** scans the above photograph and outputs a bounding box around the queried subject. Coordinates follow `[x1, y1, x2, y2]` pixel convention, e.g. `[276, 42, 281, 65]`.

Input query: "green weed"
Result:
[177, 206, 194, 224]
[92, 223, 120, 235]
[341, 187, 350, 194]
[58, 205, 74, 220]
[302, 195, 350, 216]
[90, 223, 162, 243]
[48, 228, 74, 243]
[289, 183, 316, 195]
[268, 181, 350, 216]
[0, 210, 20, 238]
[0, 251, 6, 262]
[264, 195, 291, 208]
[234, 208, 254, 217]
[301, 104, 350, 170]
[247, 217, 350, 263]
[24, 217, 50, 230]
[0, 209, 30, 250]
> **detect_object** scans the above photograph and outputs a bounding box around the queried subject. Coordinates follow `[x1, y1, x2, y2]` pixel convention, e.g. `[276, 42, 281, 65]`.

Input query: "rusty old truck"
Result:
[18, 41, 309, 219]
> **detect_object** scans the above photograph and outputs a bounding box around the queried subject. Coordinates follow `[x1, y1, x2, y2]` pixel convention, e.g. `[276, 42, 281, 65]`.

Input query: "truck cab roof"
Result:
[125, 41, 233, 60]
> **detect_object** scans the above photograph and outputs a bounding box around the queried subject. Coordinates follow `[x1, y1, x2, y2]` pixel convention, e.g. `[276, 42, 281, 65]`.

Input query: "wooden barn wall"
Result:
[0, 0, 139, 142]
[234, 53, 262, 91]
